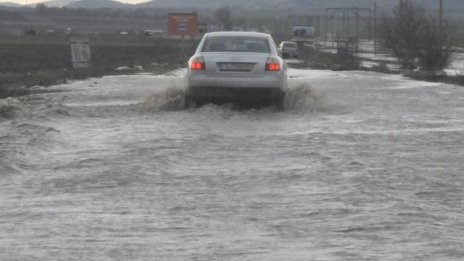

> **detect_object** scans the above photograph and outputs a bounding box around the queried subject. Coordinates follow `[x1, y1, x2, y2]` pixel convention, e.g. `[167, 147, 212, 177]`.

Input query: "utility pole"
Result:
[324, 9, 328, 47]
[439, 0, 443, 29]
[374, 2, 377, 55]
[355, 7, 359, 53]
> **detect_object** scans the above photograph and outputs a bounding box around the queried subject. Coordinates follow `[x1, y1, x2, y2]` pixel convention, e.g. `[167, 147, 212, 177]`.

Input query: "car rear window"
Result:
[202, 36, 271, 53]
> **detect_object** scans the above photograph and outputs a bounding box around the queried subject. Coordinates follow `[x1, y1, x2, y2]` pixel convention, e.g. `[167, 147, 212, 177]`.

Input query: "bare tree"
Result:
[383, 0, 425, 69]
[417, 18, 453, 71]
[383, 0, 453, 71]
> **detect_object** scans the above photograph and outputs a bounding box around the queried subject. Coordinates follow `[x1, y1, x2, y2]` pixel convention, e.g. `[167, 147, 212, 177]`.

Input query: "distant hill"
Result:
[38, 0, 77, 7]
[6, 0, 464, 12]
[138, 0, 464, 12]
[65, 0, 128, 9]
[0, 2, 22, 7]
[137, 0, 283, 9]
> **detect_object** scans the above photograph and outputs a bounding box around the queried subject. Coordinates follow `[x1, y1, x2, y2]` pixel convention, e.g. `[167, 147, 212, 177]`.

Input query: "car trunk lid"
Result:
[203, 53, 269, 77]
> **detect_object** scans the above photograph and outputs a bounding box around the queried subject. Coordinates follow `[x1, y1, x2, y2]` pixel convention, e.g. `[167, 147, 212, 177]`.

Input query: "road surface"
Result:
[1, 69, 464, 260]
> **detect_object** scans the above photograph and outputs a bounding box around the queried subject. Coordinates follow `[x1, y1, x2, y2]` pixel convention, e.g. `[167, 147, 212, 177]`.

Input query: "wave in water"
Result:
[285, 83, 328, 112]
[138, 83, 328, 112]
[0, 97, 21, 118]
[139, 85, 186, 111]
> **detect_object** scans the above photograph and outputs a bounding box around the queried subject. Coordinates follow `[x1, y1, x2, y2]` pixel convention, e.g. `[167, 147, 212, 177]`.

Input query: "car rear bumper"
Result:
[187, 73, 285, 89]
[187, 86, 284, 98]
[185, 86, 285, 107]
[282, 50, 298, 57]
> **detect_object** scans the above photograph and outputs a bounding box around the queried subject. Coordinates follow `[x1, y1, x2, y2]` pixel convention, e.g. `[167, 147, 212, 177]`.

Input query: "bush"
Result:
[382, 0, 453, 71]
[417, 18, 453, 71]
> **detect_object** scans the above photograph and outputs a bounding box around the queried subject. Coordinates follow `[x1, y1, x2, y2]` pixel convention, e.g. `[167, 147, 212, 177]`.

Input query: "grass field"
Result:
[0, 35, 198, 98]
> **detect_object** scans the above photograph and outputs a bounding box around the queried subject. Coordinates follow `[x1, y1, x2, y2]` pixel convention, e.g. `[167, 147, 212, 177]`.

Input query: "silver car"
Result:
[185, 32, 287, 109]
[278, 41, 298, 59]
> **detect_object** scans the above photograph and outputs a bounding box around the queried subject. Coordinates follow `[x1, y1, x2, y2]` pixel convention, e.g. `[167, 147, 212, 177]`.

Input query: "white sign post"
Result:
[70, 38, 91, 68]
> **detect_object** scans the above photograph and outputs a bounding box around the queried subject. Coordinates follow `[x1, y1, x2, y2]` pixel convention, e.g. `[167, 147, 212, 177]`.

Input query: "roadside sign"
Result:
[292, 26, 315, 38]
[168, 13, 198, 36]
[178, 23, 188, 32]
[70, 38, 91, 68]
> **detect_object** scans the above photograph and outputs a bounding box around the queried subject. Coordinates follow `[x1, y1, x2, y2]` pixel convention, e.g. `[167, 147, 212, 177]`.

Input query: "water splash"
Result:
[285, 83, 327, 112]
[0, 97, 21, 118]
[139, 85, 186, 111]
[138, 83, 328, 113]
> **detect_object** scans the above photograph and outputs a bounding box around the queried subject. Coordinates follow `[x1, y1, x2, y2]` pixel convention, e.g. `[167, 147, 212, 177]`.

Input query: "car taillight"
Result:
[190, 57, 205, 70]
[266, 58, 281, 71]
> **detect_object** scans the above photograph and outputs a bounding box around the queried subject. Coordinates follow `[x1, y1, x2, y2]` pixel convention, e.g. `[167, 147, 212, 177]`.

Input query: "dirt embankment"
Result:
[0, 36, 197, 98]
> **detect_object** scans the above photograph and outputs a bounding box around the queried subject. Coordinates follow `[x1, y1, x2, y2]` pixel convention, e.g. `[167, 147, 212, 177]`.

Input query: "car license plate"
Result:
[218, 63, 254, 72]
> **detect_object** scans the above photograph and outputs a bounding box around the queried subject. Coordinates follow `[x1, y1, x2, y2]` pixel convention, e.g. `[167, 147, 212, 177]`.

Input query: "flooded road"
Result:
[1, 69, 464, 260]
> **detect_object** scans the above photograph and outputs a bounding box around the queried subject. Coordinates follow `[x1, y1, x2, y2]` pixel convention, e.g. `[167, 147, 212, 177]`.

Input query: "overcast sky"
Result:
[9, 0, 148, 5]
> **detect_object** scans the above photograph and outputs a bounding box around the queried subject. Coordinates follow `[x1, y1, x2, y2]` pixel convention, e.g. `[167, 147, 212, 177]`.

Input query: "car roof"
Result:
[204, 31, 270, 38]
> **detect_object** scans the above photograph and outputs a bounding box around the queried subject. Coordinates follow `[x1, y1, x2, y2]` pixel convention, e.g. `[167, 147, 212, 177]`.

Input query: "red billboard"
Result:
[168, 13, 198, 36]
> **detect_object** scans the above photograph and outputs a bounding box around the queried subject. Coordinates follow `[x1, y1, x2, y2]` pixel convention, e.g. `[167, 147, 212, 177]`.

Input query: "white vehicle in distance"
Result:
[185, 31, 288, 109]
[278, 41, 298, 58]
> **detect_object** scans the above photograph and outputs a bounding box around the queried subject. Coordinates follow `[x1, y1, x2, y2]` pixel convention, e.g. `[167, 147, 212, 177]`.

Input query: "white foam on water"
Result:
[285, 83, 328, 112]
[0, 97, 21, 117]
[139, 85, 186, 111]
[1, 69, 464, 260]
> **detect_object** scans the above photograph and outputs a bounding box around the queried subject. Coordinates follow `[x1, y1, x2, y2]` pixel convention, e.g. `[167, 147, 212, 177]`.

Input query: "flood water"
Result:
[1, 69, 464, 260]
